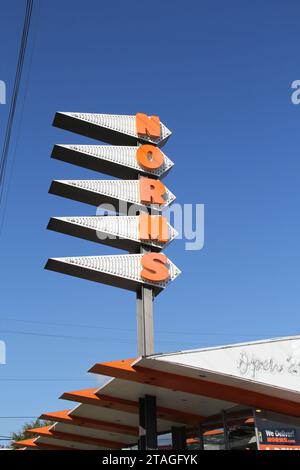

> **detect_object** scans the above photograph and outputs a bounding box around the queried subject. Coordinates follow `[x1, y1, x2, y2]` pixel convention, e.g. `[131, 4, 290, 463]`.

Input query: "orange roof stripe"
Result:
[40, 409, 138, 436]
[60, 388, 204, 425]
[29, 425, 52, 435]
[28, 425, 128, 449]
[15, 437, 78, 450]
[14, 438, 38, 448]
[89, 358, 300, 419]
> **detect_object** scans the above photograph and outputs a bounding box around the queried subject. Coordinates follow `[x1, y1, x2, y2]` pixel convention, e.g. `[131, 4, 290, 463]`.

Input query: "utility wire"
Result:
[1, 326, 273, 344]
[0, 0, 33, 225]
[0, 376, 96, 382]
[0, 328, 210, 346]
[0, 417, 37, 419]
[0, 0, 41, 235]
[0, 316, 134, 333]
[0, 316, 283, 338]
[0, 377, 95, 381]
[0, 328, 135, 343]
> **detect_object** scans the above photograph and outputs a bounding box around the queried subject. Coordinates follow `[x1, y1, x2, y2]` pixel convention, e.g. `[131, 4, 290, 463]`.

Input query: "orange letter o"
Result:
[136, 144, 164, 171]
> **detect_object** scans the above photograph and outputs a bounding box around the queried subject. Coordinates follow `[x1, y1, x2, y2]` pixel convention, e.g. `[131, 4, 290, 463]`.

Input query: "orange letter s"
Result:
[141, 252, 170, 282]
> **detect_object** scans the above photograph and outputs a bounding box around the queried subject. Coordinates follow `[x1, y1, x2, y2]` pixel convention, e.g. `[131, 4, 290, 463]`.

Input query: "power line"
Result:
[0, 316, 133, 333]
[0, 0, 41, 234]
[0, 377, 95, 382]
[0, 0, 33, 227]
[1, 326, 273, 345]
[0, 316, 285, 338]
[0, 417, 37, 419]
[0, 328, 135, 343]
[0, 328, 210, 346]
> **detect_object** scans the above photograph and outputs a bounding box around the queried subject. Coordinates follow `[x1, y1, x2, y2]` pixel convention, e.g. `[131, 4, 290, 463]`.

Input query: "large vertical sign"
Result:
[46, 112, 180, 355]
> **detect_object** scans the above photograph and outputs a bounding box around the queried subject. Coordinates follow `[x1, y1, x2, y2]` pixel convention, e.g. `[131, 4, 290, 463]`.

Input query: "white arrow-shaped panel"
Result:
[52, 144, 174, 179]
[53, 112, 172, 147]
[47, 216, 178, 252]
[45, 254, 181, 296]
[49, 180, 176, 214]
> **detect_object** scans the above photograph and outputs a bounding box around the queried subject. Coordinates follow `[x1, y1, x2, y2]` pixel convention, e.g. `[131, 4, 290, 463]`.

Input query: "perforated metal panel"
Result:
[52, 144, 174, 179]
[49, 179, 176, 214]
[48, 216, 178, 252]
[45, 254, 181, 296]
[53, 112, 172, 147]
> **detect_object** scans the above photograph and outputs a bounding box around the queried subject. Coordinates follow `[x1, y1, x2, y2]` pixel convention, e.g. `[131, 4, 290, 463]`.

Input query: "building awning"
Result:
[15, 336, 300, 450]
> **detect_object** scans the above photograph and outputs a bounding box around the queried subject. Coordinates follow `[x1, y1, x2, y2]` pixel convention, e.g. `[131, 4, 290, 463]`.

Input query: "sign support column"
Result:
[136, 245, 154, 357]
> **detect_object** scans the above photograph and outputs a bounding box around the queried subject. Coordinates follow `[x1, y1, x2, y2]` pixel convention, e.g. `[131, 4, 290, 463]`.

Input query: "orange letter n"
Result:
[136, 113, 161, 139]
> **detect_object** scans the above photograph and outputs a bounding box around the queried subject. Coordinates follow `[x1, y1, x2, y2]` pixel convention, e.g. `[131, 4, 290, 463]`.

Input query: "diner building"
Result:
[16, 335, 300, 451]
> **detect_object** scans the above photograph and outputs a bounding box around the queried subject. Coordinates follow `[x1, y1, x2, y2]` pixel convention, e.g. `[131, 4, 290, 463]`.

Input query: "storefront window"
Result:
[201, 406, 257, 450]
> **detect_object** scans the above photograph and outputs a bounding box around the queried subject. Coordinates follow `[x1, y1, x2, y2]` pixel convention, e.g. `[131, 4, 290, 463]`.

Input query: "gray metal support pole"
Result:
[137, 245, 154, 357]
[222, 410, 230, 450]
[138, 395, 158, 450]
[252, 408, 261, 450]
[138, 397, 146, 450]
[198, 425, 204, 450]
[136, 165, 155, 357]
[171, 426, 187, 450]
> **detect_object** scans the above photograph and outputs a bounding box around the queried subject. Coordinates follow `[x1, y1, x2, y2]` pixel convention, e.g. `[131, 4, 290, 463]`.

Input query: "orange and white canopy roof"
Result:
[15, 336, 300, 450]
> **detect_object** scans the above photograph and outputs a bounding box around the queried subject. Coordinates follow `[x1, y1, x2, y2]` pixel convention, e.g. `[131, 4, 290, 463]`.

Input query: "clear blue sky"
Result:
[0, 0, 300, 441]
